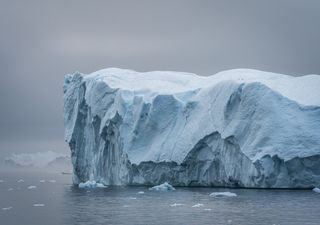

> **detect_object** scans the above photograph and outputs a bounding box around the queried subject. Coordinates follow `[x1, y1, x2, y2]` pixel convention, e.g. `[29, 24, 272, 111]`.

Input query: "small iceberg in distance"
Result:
[209, 192, 237, 197]
[312, 187, 320, 193]
[78, 180, 107, 189]
[149, 182, 175, 191]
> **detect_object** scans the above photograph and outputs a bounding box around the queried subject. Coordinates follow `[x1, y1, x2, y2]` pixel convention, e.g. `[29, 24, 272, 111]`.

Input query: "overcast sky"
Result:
[0, 0, 319, 155]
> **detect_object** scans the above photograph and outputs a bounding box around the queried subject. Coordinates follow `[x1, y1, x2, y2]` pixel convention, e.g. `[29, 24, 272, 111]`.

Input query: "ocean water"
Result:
[0, 170, 319, 225]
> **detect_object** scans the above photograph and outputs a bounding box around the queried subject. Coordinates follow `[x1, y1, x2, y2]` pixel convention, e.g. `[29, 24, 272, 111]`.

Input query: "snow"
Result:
[64, 68, 320, 188]
[4, 151, 70, 168]
[78, 180, 107, 189]
[312, 187, 320, 193]
[149, 182, 175, 191]
[209, 192, 237, 197]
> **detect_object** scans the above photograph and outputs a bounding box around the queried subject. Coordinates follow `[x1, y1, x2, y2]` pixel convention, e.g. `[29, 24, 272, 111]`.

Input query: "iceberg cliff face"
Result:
[63, 68, 320, 188]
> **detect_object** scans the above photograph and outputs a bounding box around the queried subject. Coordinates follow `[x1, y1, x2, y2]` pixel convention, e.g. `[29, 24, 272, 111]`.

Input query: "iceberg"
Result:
[78, 180, 107, 188]
[209, 192, 237, 197]
[312, 187, 320, 193]
[63, 68, 320, 188]
[149, 182, 176, 191]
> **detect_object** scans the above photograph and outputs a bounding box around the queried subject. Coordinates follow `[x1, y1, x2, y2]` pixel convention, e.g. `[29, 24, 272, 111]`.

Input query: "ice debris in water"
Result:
[17, 179, 24, 183]
[204, 208, 212, 211]
[209, 192, 237, 197]
[48, 180, 56, 183]
[192, 203, 204, 208]
[78, 180, 107, 188]
[2, 207, 12, 211]
[312, 187, 320, 193]
[39, 180, 46, 183]
[129, 197, 137, 200]
[33, 204, 45, 207]
[137, 191, 145, 194]
[27, 186, 37, 189]
[170, 203, 184, 207]
[149, 182, 175, 191]
[8, 188, 14, 191]
[0, 180, 4, 183]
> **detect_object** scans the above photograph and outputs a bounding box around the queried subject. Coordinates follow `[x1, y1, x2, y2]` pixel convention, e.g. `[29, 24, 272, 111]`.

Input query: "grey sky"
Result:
[0, 0, 319, 155]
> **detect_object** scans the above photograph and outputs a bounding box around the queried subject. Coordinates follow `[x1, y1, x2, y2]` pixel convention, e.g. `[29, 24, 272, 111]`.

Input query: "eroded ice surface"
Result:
[64, 68, 320, 188]
[78, 180, 107, 189]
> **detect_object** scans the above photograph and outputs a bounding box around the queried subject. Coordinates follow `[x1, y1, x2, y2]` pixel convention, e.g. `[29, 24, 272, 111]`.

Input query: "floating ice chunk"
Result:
[8, 188, 14, 191]
[39, 180, 46, 183]
[0, 180, 4, 183]
[312, 187, 320, 193]
[204, 208, 212, 211]
[48, 180, 56, 183]
[123, 205, 130, 208]
[170, 203, 184, 207]
[129, 197, 137, 200]
[192, 203, 204, 208]
[2, 207, 12, 211]
[149, 182, 175, 191]
[137, 191, 145, 194]
[17, 179, 24, 183]
[209, 192, 237, 197]
[227, 219, 233, 223]
[27, 186, 37, 189]
[78, 180, 107, 188]
[33, 204, 45, 207]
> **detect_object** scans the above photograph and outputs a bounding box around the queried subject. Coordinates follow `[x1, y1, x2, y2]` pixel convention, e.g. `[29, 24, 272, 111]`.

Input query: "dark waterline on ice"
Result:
[0, 170, 319, 225]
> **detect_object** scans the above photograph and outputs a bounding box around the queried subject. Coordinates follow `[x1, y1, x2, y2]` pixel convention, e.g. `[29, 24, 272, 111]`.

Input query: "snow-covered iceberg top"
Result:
[82, 68, 320, 106]
[149, 182, 176, 191]
[312, 187, 320, 193]
[209, 192, 237, 197]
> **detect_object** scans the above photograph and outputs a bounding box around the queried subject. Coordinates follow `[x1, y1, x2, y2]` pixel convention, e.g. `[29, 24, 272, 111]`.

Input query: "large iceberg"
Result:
[63, 68, 320, 188]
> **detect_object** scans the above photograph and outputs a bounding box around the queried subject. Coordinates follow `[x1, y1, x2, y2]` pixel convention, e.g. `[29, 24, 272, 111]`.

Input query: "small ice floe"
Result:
[17, 179, 24, 183]
[78, 180, 107, 189]
[149, 182, 175, 191]
[312, 187, 320, 193]
[192, 203, 204, 208]
[2, 207, 12, 211]
[48, 180, 56, 183]
[123, 205, 130, 208]
[129, 197, 137, 200]
[227, 219, 233, 223]
[204, 208, 212, 211]
[0, 180, 4, 183]
[27, 185, 37, 189]
[39, 179, 46, 183]
[170, 203, 184, 207]
[8, 188, 14, 191]
[209, 192, 237, 197]
[33, 204, 45, 207]
[137, 191, 145, 194]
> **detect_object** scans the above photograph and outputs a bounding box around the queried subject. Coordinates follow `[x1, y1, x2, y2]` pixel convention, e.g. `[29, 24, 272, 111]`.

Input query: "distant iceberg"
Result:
[149, 182, 175, 191]
[4, 151, 70, 169]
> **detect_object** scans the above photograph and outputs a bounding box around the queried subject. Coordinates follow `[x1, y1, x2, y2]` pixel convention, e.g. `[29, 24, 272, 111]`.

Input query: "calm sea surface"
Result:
[0, 170, 319, 225]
